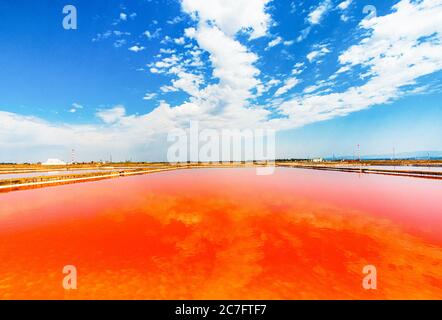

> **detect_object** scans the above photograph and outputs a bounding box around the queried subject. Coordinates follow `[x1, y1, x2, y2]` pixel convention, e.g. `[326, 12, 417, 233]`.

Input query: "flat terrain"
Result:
[1, 160, 441, 192]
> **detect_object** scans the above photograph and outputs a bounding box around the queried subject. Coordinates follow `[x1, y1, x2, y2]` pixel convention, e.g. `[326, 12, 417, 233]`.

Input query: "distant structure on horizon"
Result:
[42, 158, 66, 165]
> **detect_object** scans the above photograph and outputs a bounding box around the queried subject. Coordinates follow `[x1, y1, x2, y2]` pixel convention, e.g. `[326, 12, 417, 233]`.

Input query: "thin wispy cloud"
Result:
[128, 45, 145, 52]
[308, 0, 332, 25]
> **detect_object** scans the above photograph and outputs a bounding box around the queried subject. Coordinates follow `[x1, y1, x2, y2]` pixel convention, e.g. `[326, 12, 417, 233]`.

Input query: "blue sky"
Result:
[0, 0, 441, 162]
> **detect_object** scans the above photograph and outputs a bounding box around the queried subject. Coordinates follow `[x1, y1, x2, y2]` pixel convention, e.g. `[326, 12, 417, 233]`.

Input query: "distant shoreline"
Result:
[0, 160, 441, 193]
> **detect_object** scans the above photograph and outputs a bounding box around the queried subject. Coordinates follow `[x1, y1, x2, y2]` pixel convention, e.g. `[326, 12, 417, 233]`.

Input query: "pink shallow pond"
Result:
[0, 168, 441, 299]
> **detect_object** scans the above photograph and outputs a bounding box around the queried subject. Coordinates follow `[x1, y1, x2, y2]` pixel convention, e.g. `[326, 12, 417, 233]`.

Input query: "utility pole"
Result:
[357, 144, 360, 162]
[71, 149, 75, 164]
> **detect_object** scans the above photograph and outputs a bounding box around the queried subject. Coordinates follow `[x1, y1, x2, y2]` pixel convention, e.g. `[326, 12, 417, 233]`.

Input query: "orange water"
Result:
[0, 168, 441, 299]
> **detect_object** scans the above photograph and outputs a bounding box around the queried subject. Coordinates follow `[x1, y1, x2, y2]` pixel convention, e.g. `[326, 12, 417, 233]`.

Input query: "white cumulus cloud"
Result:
[181, 0, 272, 39]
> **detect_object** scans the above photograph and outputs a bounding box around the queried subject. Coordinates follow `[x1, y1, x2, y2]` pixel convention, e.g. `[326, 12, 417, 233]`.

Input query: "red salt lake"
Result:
[0, 168, 441, 299]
